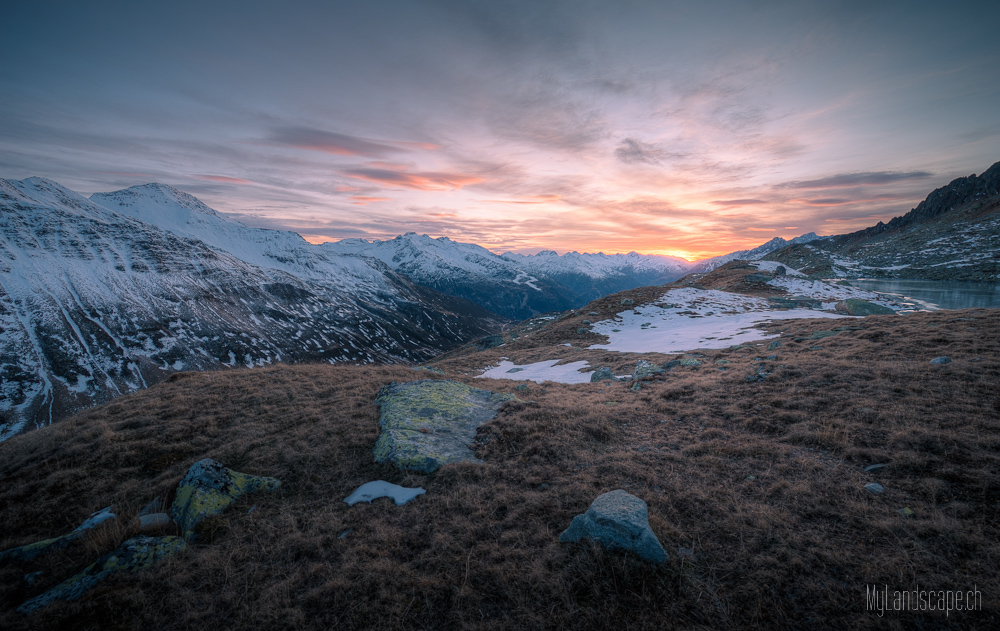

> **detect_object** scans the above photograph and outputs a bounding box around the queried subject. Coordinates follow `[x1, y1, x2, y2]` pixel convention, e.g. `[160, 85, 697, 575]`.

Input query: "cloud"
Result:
[194, 174, 255, 184]
[710, 198, 768, 206]
[269, 127, 407, 157]
[341, 166, 483, 191]
[614, 138, 664, 165]
[777, 171, 933, 189]
[349, 195, 391, 205]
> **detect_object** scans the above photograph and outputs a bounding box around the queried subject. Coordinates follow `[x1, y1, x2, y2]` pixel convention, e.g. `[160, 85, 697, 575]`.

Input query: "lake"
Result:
[846, 279, 1000, 311]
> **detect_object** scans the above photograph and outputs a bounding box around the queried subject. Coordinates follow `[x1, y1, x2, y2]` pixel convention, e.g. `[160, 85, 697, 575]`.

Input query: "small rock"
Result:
[679, 358, 701, 367]
[590, 367, 615, 383]
[620, 298, 634, 305]
[559, 490, 668, 564]
[338, 528, 352, 539]
[767, 340, 782, 350]
[633, 359, 664, 381]
[930, 356, 951, 364]
[588, 312, 599, 316]
[505, 367, 524, 373]
[137, 513, 173, 532]
[864, 483, 885, 495]
[139, 497, 163, 517]
[515, 384, 529, 392]
[898, 507, 915, 517]
[577, 327, 588, 334]
[864, 463, 887, 473]
[629, 381, 642, 392]
[582, 319, 592, 325]
[662, 360, 681, 369]
[775, 265, 787, 276]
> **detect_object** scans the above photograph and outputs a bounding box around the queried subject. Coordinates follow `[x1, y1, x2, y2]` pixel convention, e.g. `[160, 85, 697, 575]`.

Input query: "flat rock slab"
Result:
[0, 507, 115, 563]
[171, 459, 281, 541]
[17, 536, 186, 613]
[373, 380, 515, 473]
[560, 490, 668, 564]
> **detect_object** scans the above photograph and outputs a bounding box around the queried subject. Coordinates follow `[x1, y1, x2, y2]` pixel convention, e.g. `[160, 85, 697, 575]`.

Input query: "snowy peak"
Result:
[90, 182, 226, 237]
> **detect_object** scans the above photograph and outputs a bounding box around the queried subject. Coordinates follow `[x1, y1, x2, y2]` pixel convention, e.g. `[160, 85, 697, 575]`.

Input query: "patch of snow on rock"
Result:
[345, 480, 426, 506]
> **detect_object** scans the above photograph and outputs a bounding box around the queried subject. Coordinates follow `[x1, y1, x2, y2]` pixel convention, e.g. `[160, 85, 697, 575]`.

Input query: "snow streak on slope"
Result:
[1, 179, 502, 440]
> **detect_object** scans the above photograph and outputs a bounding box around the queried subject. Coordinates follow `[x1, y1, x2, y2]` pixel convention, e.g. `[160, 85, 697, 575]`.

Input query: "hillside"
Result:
[1, 277, 997, 629]
[767, 162, 1000, 280]
[0, 178, 503, 439]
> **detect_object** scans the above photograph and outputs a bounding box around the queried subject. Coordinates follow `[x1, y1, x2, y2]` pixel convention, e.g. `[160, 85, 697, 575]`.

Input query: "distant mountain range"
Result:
[326, 235, 691, 319]
[0, 178, 502, 439]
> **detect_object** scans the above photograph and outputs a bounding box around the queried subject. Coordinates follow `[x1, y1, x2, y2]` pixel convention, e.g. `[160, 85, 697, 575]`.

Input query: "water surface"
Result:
[847, 279, 1000, 311]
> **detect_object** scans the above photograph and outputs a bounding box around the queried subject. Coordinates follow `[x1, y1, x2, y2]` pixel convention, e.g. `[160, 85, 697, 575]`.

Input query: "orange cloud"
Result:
[349, 195, 391, 205]
[342, 167, 483, 191]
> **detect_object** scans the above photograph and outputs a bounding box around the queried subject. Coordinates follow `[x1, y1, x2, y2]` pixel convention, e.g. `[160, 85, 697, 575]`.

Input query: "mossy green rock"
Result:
[835, 299, 894, 316]
[633, 360, 663, 381]
[17, 536, 186, 613]
[171, 459, 281, 541]
[373, 380, 516, 474]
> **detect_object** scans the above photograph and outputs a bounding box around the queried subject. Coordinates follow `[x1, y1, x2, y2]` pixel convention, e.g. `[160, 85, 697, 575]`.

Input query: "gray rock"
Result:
[775, 265, 787, 276]
[744, 273, 772, 284]
[590, 367, 615, 382]
[577, 327, 588, 334]
[679, 358, 701, 367]
[620, 298, 635, 305]
[864, 482, 885, 495]
[373, 380, 516, 474]
[633, 359, 664, 381]
[559, 490, 668, 564]
[582, 319, 592, 325]
[835, 299, 894, 316]
[515, 384, 529, 392]
[506, 367, 525, 373]
[745, 365, 768, 383]
[17, 536, 186, 613]
[930, 356, 951, 364]
[864, 463, 887, 473]
[171, 459, 281, 541]
[767, 340, 782, 350]
[588, 312, 599, 316]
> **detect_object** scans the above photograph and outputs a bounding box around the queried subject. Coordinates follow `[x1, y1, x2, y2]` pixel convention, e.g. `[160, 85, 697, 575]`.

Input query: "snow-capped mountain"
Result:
[500, 250, 691, 303]
[324, 233, 692, 319]
[0, 178, 502, 440]
[690, 233, 826, 273]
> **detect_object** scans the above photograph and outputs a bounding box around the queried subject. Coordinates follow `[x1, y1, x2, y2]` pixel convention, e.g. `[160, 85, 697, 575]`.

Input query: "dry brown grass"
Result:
[1, 308, 998, 630]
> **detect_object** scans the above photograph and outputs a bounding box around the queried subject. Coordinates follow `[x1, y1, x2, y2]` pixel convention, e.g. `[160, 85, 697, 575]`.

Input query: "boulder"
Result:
[589, 367, 615, 383]
[775, 265, 787, 276]
[17, 536, 186, 613]
[559, 490, 668, 564]
[633, 360, 664, 381]
[835, 299, 894, 316]
[373, 380, 516, 474]
[171, 459, 281, 541]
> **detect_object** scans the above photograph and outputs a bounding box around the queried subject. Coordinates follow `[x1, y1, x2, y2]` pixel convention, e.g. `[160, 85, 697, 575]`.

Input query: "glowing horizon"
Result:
[2, 1, 997, 259]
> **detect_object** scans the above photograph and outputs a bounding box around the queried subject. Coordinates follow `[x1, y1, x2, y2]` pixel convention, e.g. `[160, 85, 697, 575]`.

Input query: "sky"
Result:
[2, 0, 998, 260]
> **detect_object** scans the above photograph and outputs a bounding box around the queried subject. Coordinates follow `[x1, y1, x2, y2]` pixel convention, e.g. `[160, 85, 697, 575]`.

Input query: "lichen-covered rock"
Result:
[559, 490, 668, 564]
[590, 366, 614, 382]
[633, 360, 663, 381]
[17, 536, 186, 613]
[373, 380, 516, 474]
[170, 459, 281, 541]
[835, 299, 894, 316]
[0, 507, 115, 563]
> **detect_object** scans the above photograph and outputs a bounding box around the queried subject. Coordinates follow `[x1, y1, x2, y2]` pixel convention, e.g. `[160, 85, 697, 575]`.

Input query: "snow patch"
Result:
[477, 359, 593, 384]
[345, 480, 426, 506]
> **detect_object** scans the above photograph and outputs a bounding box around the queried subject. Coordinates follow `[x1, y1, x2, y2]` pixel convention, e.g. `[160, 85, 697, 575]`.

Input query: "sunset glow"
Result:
[2, 1, 997, 258]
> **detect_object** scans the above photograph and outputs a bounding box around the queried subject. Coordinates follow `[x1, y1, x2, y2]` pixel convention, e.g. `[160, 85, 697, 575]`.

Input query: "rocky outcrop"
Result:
[17, 536, 186, 613]
[373, 380, 516, 473]
[171, 459, 281, 541]
[0, 507, 115, 563]
[559, 490, 668, 564]
[835, 299, 895, 316]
